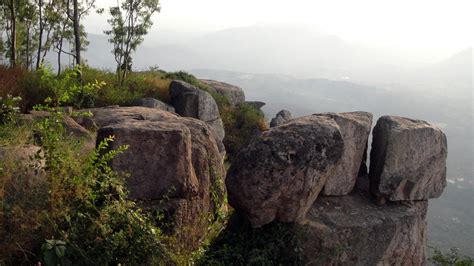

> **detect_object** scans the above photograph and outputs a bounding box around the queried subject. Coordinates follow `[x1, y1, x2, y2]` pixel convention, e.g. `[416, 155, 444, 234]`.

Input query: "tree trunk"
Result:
[10, 0, 16, 67]
[36, 0, 44, 69]
[57, 36, 64, 75]
[26, 23, 30, 69]
[73, 0, 80, 65]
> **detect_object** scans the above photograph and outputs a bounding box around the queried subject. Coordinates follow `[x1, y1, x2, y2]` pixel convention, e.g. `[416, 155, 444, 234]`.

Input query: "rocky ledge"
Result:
[19, 79, 446, 264]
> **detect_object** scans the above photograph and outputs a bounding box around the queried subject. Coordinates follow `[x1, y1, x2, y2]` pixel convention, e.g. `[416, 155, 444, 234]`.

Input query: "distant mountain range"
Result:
[81, 25, 471, 93]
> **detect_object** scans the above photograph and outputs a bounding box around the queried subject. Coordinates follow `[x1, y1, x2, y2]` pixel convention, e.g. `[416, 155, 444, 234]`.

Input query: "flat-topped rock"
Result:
[369, 115, 447, 201]
[226, 115, 344, 227]
[298, 190, 427, 265]
[200, 79, 245, 106]
[319, 112, 373, 195]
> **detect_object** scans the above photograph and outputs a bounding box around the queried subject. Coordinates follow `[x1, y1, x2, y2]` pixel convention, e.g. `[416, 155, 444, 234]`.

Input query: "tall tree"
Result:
[0, 1, 5, 62]
[7, 0, 17, 67]
[66, 0, 94, 66]
[35, 0, 43, 68]
[105, 0, 160, 85]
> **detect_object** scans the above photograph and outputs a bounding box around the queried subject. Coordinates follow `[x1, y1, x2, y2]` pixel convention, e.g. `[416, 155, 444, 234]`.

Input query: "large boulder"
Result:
[298, 190, 428, 265]
[369, 115, 447, 201]
[226, 115, 344, 227]
[95, 108, 226, 249]
[131, 97, 175, 112]
[169, 80, 225, 153]
[200, 79, 245, 106]
[319, 112, 373, 195]
[270, 110, 292, 127]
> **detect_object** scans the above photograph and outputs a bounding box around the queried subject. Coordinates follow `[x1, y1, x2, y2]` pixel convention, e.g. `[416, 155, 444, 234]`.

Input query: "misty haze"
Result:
[0, 0, 472, 264]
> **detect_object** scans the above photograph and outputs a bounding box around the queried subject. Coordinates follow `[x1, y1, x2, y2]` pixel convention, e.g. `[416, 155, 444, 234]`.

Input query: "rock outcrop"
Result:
[131, 97, 175, 112]
[92, 107, 226, 249]
[369, 116, 447, 201]
[298, 190, 427, 265]
[169, 80, 225, 154]
[270, 110, 292, 127]
[226, 115, 344, 227]
[319, 112, 373, 195]
[200, 79, 245, 106]
[223, 110, 447, 264]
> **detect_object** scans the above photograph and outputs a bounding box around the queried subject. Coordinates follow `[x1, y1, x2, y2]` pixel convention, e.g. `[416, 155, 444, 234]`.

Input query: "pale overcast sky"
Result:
[85, 0, 473, 56]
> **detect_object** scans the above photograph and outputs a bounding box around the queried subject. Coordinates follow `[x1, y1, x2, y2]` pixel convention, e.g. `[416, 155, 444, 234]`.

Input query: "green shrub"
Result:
[430, 247, 474, 266]
[0, 94, 21, 124]
[196, 213, 303, 265]
[221, 103, 267, 163]
[0, 94, 170, 265]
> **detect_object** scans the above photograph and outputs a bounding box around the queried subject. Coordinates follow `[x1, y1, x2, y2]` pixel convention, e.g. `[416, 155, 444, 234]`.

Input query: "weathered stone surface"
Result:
[369, 116, 447, 201]
[169, 80, 225, 152]
[131, 97, 175, 112]
[200, 79, 246, 106]
[0, 145, 44, 184]
[95, 108, 226, 249]
[298, 190, 427, 265]
[226, 115, 344, 227]
[270, 110, 292, 127]
[77, 106, 177, 128]
[319, 112, 373, 195]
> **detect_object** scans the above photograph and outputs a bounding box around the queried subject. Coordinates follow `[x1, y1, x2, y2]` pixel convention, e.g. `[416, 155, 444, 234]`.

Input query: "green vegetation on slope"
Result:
[0, 65, 267, 265]
[0, 103, 170, 264]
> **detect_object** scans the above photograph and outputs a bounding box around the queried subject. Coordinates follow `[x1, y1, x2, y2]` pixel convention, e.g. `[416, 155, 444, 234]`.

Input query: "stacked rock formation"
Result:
[226, 112, 447, 265]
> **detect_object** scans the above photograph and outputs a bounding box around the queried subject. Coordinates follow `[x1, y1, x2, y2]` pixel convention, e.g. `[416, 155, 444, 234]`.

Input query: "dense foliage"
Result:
[196, 213, 303, 265]
[430, 248, 474, 266]
[0, 81, 170, 265]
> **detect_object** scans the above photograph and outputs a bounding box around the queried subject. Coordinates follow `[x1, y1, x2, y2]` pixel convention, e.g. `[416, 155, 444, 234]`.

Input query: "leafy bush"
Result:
[164, 71, 202, 87]
[430, 247, 474, 266]
[0, 65, 27, 98]
[221, 103, 267, 162]
[196, 213, 303, 265]
[0, 94, 21, 124]
[1, 64, 174, 111]
[0, 90, 170, 265]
